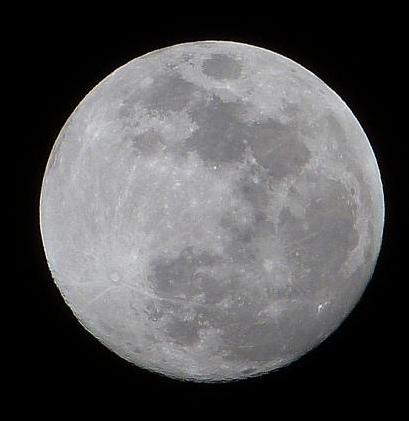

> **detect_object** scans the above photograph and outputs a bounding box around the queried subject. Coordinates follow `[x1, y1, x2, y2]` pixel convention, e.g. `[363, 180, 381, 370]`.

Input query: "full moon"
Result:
[40, 41, 384, 382]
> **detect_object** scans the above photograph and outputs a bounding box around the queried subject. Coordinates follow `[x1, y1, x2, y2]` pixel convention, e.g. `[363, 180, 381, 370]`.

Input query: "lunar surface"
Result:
[40, 41, 384, 381]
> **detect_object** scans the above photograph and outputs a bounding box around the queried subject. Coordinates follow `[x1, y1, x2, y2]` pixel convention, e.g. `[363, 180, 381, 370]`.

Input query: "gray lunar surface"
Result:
[40, 41, 384, 382]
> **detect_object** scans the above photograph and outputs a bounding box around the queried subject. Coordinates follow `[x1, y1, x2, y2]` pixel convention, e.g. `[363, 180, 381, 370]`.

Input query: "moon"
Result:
[40, 41, 384, 382]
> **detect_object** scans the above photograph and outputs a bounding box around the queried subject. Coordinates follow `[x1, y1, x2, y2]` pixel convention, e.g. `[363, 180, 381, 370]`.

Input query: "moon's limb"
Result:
[40, 41, 384, 382]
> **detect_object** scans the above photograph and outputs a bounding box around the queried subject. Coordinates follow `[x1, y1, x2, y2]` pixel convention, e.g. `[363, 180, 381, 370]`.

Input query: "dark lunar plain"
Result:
[10, 8, 405, 416]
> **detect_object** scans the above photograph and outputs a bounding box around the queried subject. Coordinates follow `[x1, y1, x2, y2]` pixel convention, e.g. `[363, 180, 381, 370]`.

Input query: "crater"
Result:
[279, 176, 359, 291]
[216, 292, 286, 363]
[222, 320, 286, 362]
[141, 74, 199, 113]
[281, 101, 301, 118]
[165, 316, 201, 346]
[131, 129, 164, 156]
[148, 247, 228, 305]
[325, 114, 348, 143]
[202, 54, 242, 80]
[186, 96, 248, 164]
[239, 175, 271, 214]
[249, 120, 311, 179]
[218, 173, 276, 269]
[186, 96, 311, 178]
[145, 301, 164, 322]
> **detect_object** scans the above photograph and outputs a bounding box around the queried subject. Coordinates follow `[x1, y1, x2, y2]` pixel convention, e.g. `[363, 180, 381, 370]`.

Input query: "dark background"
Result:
[13, 9, 404, 415]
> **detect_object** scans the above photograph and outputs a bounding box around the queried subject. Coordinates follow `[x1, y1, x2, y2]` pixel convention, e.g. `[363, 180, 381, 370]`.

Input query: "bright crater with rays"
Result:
[40, 41, 384, 381]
